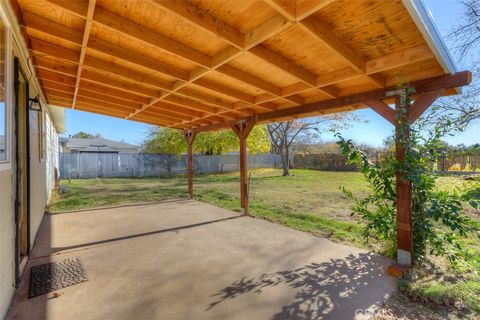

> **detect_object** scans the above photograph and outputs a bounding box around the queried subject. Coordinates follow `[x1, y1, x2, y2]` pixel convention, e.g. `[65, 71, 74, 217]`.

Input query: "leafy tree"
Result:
[267, 113, 363, 176]
[71, 131, 102, 139]
[142, 126, 270, 155]
[337, 93, 480, 262]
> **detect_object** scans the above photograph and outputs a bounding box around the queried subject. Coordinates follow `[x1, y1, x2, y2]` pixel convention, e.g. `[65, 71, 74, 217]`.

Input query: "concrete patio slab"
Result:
[7, 200, 395, 320]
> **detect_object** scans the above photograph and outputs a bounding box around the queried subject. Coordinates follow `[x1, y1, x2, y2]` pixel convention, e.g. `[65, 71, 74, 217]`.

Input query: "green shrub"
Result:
[336, 88, 479, 263]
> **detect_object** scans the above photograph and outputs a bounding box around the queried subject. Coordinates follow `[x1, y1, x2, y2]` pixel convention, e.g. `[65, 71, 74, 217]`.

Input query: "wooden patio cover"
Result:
[14, 0, 470, 132]
[13, 0, 472, 266]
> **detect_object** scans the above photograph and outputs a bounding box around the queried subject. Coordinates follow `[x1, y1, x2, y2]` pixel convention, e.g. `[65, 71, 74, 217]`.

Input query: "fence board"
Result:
[60, 152, 280, 179]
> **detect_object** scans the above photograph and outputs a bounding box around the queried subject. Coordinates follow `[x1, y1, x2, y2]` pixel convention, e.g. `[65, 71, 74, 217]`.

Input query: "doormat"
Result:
[29, 257, 88, 298]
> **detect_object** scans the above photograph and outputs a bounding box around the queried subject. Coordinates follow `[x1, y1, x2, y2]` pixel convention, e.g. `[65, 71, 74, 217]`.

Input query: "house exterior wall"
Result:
[0, 168, 15, 320]
[0, 4, 15, 318]
[28, 111, 59, 245]
[45, 112, 59, 200]
[0, 2, 63, 318]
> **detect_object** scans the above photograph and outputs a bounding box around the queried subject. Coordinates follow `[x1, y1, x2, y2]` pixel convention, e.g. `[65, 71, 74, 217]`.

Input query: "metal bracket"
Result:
[385, 89, 406, 97]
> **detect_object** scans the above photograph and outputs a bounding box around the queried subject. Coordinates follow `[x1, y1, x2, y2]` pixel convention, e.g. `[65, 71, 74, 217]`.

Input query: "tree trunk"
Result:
[279, 146, 290, 176]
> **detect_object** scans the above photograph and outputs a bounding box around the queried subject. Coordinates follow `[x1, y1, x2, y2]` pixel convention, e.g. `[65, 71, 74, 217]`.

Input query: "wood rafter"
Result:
[192, 72, 472, 132]
[366, 100, 395, 125]
[16, 0, 464, 131]
[71, 0, 96, 109]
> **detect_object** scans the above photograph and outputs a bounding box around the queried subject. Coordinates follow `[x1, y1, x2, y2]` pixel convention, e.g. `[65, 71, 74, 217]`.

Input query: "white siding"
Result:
[0, 169, 15, 320]
[0, 2, 63, 317]
[45, 112, 59, 200]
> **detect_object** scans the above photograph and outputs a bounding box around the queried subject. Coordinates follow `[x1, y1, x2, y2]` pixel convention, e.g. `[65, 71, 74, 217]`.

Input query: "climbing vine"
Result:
[337, 84, 479, 263]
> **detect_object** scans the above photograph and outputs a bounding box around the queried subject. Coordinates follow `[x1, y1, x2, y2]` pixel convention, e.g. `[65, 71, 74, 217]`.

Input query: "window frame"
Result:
[0, 7, 12, 171]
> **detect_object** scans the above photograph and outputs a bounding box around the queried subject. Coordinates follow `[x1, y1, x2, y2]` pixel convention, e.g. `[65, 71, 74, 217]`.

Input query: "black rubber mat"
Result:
[29, 257, 88, 298]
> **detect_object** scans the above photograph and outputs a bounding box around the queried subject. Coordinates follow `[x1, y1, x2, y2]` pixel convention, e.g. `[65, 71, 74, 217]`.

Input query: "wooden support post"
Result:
[184, 130, 196, 199]
[231, 121, 254, 215]
[375, 88, 447, 273]
[394, 95, 413, 266]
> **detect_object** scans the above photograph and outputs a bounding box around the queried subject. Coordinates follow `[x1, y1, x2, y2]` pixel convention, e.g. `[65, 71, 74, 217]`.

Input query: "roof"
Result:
[66, 137, 139, 152]
[13, 0, 468, 132]
[47, 105, 66, 133]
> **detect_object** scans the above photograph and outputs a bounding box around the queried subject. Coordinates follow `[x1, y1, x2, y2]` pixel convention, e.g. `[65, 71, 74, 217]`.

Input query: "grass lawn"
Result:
[50, 169, 370, 246]
[50, 169, 480, 318]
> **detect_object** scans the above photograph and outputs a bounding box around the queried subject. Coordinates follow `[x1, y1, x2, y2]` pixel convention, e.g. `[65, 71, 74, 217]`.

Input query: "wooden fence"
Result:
[59, 152, 281, 179]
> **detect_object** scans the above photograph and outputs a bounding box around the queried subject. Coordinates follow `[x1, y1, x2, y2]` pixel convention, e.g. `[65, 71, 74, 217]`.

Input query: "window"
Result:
[0, 16, 6, 162]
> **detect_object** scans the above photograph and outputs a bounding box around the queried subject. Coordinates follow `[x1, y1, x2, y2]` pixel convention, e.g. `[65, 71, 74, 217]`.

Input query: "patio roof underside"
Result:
[15, 0, 458, 131]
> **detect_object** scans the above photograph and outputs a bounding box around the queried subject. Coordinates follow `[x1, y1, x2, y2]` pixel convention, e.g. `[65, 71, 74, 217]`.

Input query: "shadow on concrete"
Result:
[207, 252, 391, 320]
[34, 214, 242, 258]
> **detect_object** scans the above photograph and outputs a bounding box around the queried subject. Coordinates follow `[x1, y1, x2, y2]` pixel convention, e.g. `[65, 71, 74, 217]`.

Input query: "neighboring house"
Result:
[63, 137, 140, 154]
[0, 2, 65, 318]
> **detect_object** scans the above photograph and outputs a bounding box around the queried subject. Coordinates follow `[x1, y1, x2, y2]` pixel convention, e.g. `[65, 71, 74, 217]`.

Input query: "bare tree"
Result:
[426, 66, 480, 127]
[450, 0, 480, 60]
[267, 114, 359, 176]
[426, 0, 480, 127]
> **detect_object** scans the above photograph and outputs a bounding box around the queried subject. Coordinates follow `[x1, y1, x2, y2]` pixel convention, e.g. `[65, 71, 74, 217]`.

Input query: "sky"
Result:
[60, 0, 479, 147]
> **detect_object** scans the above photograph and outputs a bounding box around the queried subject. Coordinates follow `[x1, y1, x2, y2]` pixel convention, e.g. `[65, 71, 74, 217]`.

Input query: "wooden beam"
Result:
[215, 64, 304, 104]
[163, 95, 219, 115]
[301, 17, 365, 73]
[300, 16, 385, 88]
[26, 11, 357, 121]
[76, 88, 144, 109]
[72, 0, 96, 109]
[35, 56, 77, 76]
[37, 68, 76, 86]
[130, 114, 183, 128]
[22, 11, 83, 44]
[143, 108, 194, 122]
[263, 0, 295, 20]
[315, 67, 361, 87]
[175, 87, 249, 115]
[366, 44, 435, 75]
[244, 14, 291, 49]
[87, 37, 189, 81]
[30, 37, 80, 62]
[79, 80, 151, 105]
[395, 95, 413, 266]
[46, 0, 88, 17]
[192, 71, 471, 132]
[366, 100, 395, 125]
[408, 89, 444, 123]
[93, 7, 212, 68]
[148, 0, 244, 48]
[296, 0, 335, 20]
[83, 56, 173, 92]
[80, 69, 163, 98]
[230, 121, 255, 215]
[152, 102, 205, 118]
[41, 79, 74, 94]
[250, 45, 316, 86]
[193, 78, 256, 104]
[92, 6, 302, 107]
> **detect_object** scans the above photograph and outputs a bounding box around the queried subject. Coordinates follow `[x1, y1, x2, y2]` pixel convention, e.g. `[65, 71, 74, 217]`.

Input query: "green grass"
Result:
[51, 169, 369, 246]
[400, 175, 480, 316]
[49, 169, 480, 316]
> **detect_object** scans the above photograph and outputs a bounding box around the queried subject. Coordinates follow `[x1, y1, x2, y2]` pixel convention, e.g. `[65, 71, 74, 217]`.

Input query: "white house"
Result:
[62, 137, 140, 154]
[0, 2, 64, 318]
